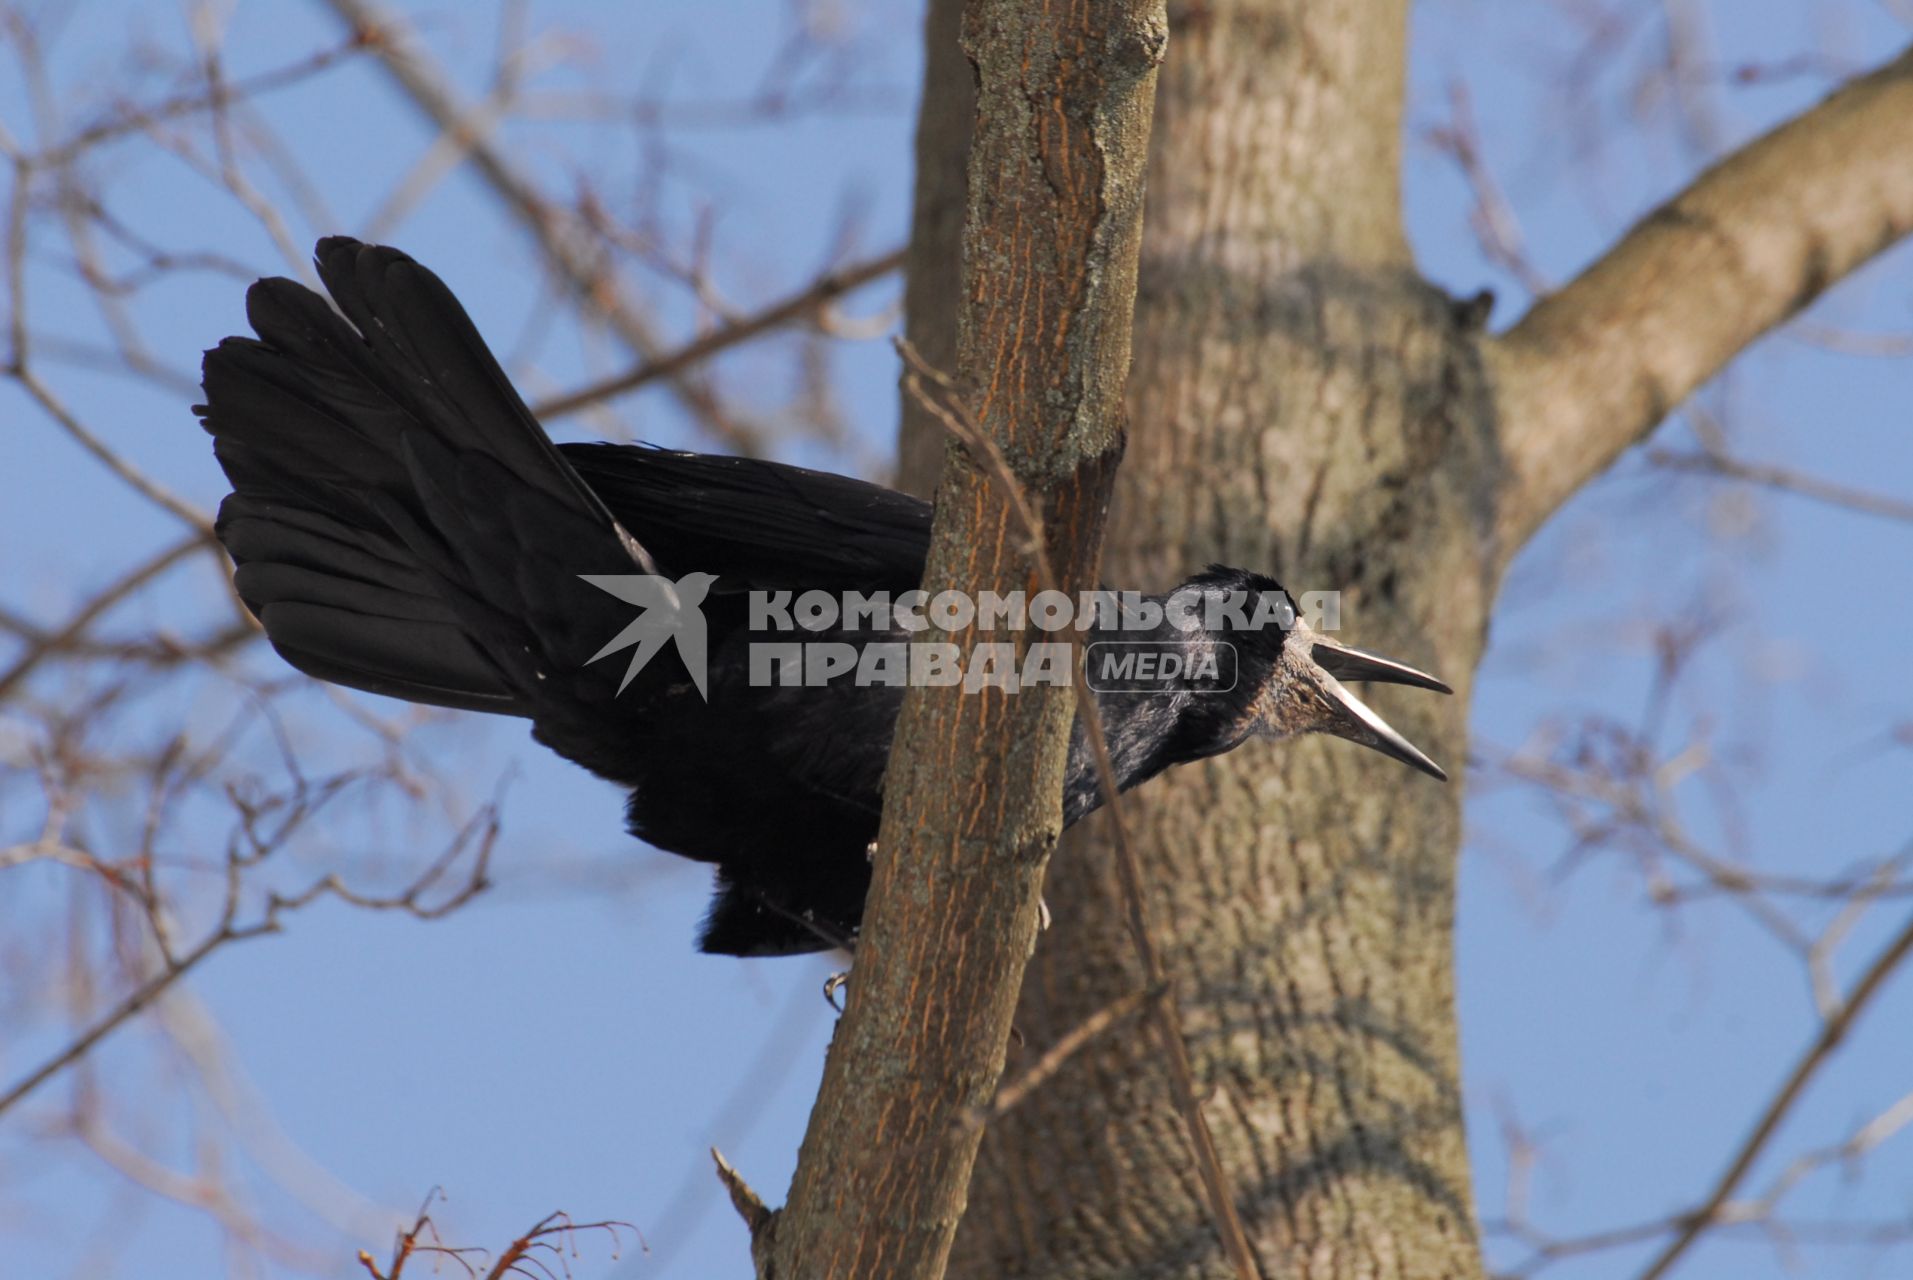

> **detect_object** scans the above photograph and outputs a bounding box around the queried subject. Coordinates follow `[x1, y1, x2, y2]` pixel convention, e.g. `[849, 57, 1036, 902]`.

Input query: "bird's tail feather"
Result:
[215, 491, 522, 712]
[198, 237, 632, 714]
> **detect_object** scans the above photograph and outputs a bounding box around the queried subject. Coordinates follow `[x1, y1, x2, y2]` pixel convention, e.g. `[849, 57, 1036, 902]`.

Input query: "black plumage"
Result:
[198, 238, 1452, 957]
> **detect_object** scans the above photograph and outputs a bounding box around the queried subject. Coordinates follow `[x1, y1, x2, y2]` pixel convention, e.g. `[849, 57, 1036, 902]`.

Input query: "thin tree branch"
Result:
[764, 5, 1168, 1274]
[1789, 320, 1913, 358]
[0, 800, 495, 1121]
[8, 364, 215, 537]
[1632, 908, 1913, 1280]
[0, 918, 234, 1120]
[0, 532, 226, 703]
[530, 247, 902, 421]
[316, 0, 763, 452]
[965, 986, 1155, 1128]
[1649, 447, 1913, 525]
[357, 1197, 635, 1280]
[1425, 80, 1550, 298]
[1492, 44, 1913, 556]
[711, 1148, 776, 1275]
[40, 38, 366, 165]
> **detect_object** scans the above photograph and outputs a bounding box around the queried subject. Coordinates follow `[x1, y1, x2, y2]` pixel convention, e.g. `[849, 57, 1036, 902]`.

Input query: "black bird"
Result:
[198, 238, 1452, 957]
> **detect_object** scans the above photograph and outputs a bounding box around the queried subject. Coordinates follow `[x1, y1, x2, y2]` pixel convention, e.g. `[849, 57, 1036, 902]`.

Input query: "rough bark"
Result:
[766, 3, 1168, 1278]
[895, 0, 973, 498]
[949, 5, 1495, 1276]
[877, 7, 1913, 1278]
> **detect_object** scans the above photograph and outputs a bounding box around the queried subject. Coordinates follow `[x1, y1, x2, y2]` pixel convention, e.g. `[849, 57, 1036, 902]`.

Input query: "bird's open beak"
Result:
[1305, 640, 1452, 781]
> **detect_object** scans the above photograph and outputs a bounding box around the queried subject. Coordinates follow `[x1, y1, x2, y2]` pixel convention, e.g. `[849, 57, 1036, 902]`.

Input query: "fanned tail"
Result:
[197, 237, 638, 716]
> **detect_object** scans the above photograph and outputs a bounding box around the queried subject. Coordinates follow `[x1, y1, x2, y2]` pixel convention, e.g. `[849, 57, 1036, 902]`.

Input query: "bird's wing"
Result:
[559, 444, 930, 593]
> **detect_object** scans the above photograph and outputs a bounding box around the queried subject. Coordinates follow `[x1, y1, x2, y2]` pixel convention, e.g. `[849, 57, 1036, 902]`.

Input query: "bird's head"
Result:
[1169, 566, 1453, 781]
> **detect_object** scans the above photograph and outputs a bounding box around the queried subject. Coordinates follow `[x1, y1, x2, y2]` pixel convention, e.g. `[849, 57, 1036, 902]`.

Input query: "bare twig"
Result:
[318, 0, 764, 452]
[41, 38, 366, 165]
[7, 367, 215, 535]
[1789, 321, 1913, 358]
[1649, 447, 1913, 524]
[357, 1194, 638, 1280]
[0, 798, 497, 1121]
[711, 1148, 776, 1276]
[531, 247, 902, 420]
[0, 532, 229, 703]
[1633, 909, 1913, 1280]
[1425, 81, 1551, 297]
[965, 985, 1157, 1128]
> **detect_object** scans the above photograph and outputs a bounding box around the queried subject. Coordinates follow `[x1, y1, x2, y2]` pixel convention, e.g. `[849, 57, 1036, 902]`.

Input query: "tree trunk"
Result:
[939, 3, 1499, 1276]
[891, 2, 1913, 1275]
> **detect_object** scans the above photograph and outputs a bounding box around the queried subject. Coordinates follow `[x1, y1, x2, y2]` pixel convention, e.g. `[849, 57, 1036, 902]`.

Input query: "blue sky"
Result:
[2, 2, 1910, 1278]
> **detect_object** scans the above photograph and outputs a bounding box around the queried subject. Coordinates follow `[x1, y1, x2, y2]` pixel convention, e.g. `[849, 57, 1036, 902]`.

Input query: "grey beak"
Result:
[1307, 641, 1451, 781]
[1311, 642, 1453, 694]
